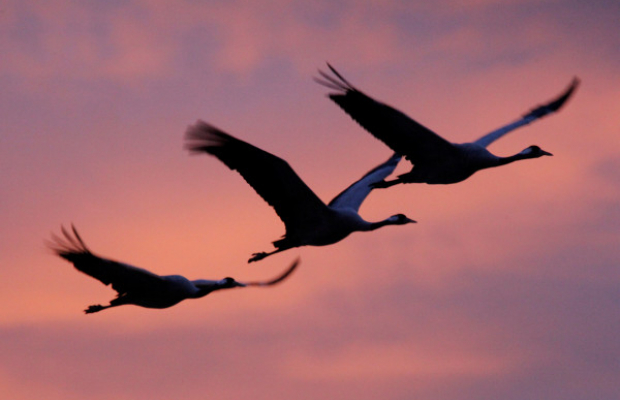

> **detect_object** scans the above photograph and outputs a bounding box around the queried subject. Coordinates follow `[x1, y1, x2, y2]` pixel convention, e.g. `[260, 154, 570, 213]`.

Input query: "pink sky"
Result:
[1, 0, 619, 399]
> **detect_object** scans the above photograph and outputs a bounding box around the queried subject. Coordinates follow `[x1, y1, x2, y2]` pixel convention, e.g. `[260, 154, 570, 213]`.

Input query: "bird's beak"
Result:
[408, 218, 417, 224]
[542, 150, 553, 156]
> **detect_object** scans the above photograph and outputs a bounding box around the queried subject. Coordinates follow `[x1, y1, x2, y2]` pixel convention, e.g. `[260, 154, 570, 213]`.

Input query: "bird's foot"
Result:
[372, 178, 402, 189]
[84, 304, 104, 314]
[248, 252, 268, 263]
[370, 180, 390, 189]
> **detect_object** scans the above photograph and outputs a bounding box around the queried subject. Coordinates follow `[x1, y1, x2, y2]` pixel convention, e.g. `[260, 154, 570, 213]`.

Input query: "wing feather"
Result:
[242, 258, 300, 286]
[473, 77, 580, 148]
[49, 225, 164, 294]
[328, 153, 401, 211]
[316, 64, 457, 164]
[185, 121, 329, 233]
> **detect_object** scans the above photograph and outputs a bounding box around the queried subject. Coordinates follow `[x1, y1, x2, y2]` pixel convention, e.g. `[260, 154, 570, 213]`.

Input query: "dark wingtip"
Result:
[526, 77, 580, 118]
[47, 224, 91, 260]
[314, 63, 357, 93]
[243, 257, 300, 286]
[69, 224, 90, 252]
[548, 76, 580, 111]
[184, 120, 231, 155]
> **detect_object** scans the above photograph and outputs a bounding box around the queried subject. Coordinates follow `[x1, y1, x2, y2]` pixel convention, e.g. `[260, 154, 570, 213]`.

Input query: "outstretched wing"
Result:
[185, 121, 330, 233]
[48, 225, 164, 295]
[473, 77, 580, 148]
[315, 64, 457, 164]
[328, 153, 401, 212]
[242, 257, 300, 287]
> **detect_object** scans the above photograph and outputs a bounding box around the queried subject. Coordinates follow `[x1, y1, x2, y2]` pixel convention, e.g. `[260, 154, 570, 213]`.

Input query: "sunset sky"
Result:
[1, 0, 619, 399]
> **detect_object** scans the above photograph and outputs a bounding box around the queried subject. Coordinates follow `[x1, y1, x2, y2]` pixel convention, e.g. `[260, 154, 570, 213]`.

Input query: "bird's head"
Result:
[390, 214, 417, 225]
[192, 277, 246, 297]
[521, 145, 553, 158]
[220, 277, 246, 288]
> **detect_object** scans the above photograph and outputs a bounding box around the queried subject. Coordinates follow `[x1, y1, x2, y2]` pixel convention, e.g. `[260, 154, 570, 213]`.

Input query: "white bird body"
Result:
[316, 64, 579, 187]
[402, 143, 526, 184]
[185, 122, 416, 262]
[275, 208, 360, 247]
[49, 226, 299, 313]
[275, 207, 405, 247]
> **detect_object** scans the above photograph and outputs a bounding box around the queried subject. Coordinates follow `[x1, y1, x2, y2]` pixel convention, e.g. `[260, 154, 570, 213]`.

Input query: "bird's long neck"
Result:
[367, 216, 401, 231]
[494, 152, 532, 167]
[191, 279, 224, 298]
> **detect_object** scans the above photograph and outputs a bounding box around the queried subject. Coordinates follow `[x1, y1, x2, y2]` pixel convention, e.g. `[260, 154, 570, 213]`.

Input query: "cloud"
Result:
[4, 0, 617, 91]
[1, 1, 620, 399]
[2, 1, 188, 85]
[0, 0, 405, 85]
[1, 257, 618, 400]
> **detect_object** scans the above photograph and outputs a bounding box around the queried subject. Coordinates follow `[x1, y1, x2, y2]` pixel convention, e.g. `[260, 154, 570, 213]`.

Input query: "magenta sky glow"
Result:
[1, 1, 619, 399]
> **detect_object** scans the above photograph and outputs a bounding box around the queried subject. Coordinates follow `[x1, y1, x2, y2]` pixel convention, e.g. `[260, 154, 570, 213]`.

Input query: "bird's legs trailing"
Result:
[371, 179, 402, 189]
[248, 248, 288, 263]
[84, 304, 114, 314]
[84, 293, 128, 314]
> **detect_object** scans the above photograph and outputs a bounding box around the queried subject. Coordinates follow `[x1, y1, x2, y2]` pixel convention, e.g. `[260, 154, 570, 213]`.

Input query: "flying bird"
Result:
[49, 225, 300, 314]
[315, 64, 579, 187]
[185, 121, 416, 263]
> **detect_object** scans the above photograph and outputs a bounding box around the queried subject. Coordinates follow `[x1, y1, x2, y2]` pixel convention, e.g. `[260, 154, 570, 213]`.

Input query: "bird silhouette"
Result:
[316, 64, 579, 186]
[49, 225, 299, 313]
[185, 121, 416, 263]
